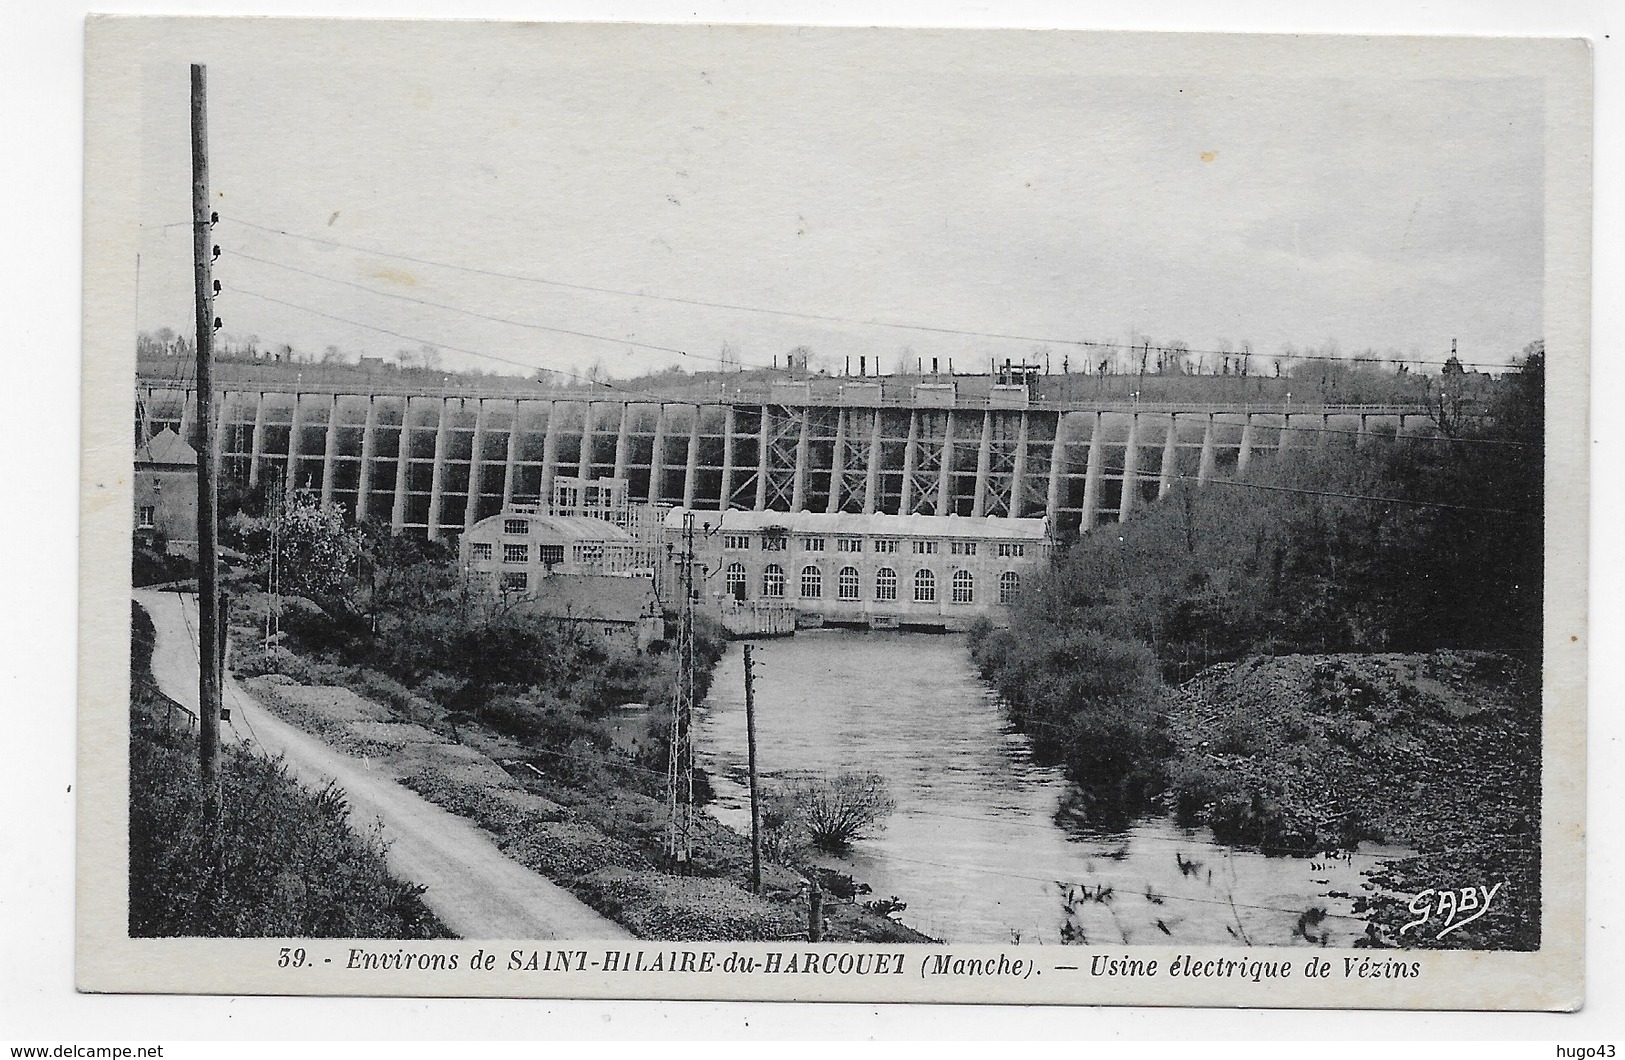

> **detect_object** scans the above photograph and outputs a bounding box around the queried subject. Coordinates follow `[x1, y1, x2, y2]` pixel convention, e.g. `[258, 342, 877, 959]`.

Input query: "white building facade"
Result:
[664, 509, 1047, 632]
[461, 505, 659, 597]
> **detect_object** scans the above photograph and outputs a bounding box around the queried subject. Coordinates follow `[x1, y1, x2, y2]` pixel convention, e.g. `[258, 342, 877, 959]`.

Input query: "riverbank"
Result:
[1163, 651, 1540, 950]
[229, 589, 927, 942]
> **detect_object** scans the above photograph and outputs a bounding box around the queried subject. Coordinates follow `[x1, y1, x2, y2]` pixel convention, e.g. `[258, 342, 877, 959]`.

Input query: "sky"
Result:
[133, 25, 1547, 380]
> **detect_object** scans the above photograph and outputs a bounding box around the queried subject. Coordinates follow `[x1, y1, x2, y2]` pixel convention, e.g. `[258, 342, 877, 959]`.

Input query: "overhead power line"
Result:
[229, 247, 777, 370]
[1169, 472, 1535, 516]
[1091, 462, 1535, 517]
[1206, 417, 1536, 449]
[221, 285, 620, 391]
[1073, 341, 1521, 371]
[227, 218, 1097, 347]
[226, 216, 1530, 370]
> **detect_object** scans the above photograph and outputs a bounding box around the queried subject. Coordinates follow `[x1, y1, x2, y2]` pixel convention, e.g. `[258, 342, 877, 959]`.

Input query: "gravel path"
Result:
[133, 588, 632, 940]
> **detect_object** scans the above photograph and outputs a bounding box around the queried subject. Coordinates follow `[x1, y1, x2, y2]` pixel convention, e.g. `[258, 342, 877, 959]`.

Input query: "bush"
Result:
[128, 603, 449, 939]
[573, 867, 802, 941]
[129, 737, 451, 938]
[132, 535, 195, 587]
[975, 621, 1168, 804]
[772, 772, 897, 855]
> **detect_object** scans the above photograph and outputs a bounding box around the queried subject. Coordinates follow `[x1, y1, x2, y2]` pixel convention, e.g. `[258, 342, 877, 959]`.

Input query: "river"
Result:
[694, 629, 1407, 946]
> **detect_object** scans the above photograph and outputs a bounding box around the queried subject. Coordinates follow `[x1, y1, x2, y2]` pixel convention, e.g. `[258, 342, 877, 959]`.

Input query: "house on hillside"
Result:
[460, 505, 659, 594]
[459, 501, 667, 650]
[510, 575, 665, 652]
[133, 428, 199, 557]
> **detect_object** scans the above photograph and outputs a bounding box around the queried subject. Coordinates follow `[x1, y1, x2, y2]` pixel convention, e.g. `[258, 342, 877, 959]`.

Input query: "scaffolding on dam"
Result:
[135, 374, 1432, 541]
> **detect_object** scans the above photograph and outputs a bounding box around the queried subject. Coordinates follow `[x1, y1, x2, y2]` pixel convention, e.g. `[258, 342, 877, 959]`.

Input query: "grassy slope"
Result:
[229, 592, 928, 943]
[128, 603, 451, 938]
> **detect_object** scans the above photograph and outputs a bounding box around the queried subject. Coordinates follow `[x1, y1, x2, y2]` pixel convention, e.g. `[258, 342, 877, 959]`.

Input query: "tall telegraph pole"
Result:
[743, 643, 762, 894]
[191, 63, 222, 807]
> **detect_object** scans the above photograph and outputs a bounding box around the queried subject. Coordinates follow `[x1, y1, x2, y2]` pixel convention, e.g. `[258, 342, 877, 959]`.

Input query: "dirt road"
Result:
[132, 589, 631, 940]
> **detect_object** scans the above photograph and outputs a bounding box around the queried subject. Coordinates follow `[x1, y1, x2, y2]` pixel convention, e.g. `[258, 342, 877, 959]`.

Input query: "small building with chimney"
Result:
[133, 428, 199, 558]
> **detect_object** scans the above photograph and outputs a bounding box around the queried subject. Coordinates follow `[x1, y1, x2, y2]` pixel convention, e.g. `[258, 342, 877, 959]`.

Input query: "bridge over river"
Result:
[137, 367, 1432, 540]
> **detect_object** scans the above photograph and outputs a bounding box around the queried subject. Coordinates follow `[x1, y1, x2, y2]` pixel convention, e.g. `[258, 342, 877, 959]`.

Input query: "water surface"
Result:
[695, 630, 1404, 945]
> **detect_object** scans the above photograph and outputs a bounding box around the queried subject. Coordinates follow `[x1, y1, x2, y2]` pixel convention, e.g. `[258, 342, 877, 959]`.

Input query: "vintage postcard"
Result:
[79, 18, 1590, 1008]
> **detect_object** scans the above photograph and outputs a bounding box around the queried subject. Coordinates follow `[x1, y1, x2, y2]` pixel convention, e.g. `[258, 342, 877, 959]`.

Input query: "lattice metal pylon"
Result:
[666, 511, 697, 867]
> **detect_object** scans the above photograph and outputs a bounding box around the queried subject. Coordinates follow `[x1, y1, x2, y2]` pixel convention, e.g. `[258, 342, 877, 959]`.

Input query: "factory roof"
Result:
[662, 508, 1049, 540]
[513, 575, 659, 624]
[469, 510, 634, 542]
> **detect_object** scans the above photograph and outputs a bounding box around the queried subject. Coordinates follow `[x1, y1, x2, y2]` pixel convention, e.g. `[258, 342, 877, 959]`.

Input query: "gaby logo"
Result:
[1399, 883, 1506, 940]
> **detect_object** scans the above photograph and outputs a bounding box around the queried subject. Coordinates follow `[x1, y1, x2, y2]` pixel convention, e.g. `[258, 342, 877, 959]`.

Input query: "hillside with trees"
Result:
[969, 343, 1542, 801]
[967, 344, 1544, 947]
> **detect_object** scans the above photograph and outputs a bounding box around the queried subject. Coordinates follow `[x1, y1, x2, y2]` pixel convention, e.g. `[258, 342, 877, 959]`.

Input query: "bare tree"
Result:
[776, 771, 897, 854]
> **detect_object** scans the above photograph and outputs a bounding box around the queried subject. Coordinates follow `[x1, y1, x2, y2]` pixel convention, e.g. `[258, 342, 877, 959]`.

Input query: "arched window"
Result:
[951, 569, 974, 604]
[762, 564, 785, 599]
[999, 570, 1021, 604]
[838, 566, 860, 601]
[875, 567, 898, 601]
[914, 568, 936, 603]
[725, 562, 747, 600]
[800, 565, 823, 599]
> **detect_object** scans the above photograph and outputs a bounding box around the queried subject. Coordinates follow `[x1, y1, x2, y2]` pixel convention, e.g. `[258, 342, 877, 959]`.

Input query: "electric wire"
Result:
[1144, 469, 1536, 517]
[148, 595, 1471, 931]
[225, 217, 1529, 370]
[170, 591, 268, 757]
[230, 248, 722, 364]
[221, 285, 622, 391]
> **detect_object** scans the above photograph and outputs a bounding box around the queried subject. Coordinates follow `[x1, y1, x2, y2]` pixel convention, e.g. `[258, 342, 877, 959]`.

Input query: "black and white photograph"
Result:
[75, 16, 1589, 1008]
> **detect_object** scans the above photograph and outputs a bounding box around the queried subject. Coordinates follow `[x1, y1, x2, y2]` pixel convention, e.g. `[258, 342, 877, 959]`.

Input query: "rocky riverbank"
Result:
[1163, 651, 1541, 950]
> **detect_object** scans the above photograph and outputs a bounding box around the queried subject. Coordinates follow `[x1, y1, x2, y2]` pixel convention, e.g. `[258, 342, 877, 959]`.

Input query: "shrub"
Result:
[774, 772, 897, 855]
[979, 623, 1168, 802]
[129, 738, 450, 938]
[132, 535, 195, 587]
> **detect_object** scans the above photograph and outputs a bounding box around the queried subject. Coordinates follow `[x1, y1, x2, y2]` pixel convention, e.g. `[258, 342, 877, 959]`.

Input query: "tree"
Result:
[259, 490, 363, 600]
[775, 772, 897, 854]
[355, 522, 459, 629]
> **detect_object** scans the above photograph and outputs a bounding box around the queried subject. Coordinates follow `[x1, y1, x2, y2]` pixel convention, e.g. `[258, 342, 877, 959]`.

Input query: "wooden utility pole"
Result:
[743, 643, 762, 895]
[191, 63, 222, 805]
[808, 883, 824, 943]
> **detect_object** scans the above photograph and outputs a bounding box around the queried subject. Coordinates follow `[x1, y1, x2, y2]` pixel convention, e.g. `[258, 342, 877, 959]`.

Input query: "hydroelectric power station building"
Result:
[137, 359, 1429, 630]
[668, 509, 1048, 632]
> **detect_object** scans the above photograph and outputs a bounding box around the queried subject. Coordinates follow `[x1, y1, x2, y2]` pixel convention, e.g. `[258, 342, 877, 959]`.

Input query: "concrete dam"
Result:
[136, 369, 1430, 540]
